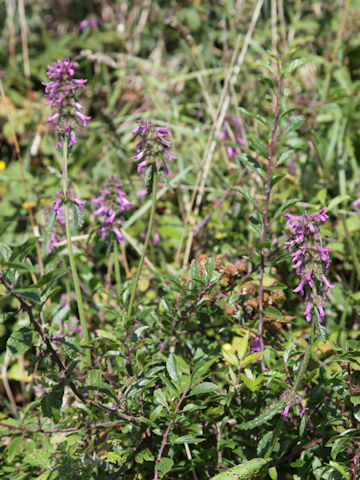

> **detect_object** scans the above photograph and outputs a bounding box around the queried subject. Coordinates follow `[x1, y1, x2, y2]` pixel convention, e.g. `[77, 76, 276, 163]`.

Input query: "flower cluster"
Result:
[220, 116, 246, 159]
[284, 206, 334, 323]
[93, 176, 132, 243]
[132, 120, 176, 178]
[52, 190, 86, 225]
[43, 56, 91, 148]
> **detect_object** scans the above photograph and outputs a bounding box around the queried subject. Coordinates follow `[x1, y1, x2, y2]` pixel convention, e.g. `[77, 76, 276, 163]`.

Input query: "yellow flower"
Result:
[0, 161, 6, 170]
[22, 201, 37, 209]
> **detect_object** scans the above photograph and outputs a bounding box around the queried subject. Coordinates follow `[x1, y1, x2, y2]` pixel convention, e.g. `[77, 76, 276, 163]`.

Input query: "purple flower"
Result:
[353, 198, 360, 213]
[220, 116, 246, 159]
[282, 402, 291, 419]
[79, 18, 98, 31]
[132, 120, 176, 180]
[43, 56, 91, 148]
[284, 207, 334, 323]
[299, 404, 309, 418]
[92, 176, 132, 243]
[52, 190, 86, 226]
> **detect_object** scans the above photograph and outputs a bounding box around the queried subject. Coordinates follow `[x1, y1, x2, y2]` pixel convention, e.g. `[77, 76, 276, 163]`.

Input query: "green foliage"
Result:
[0, 1, 359, 479]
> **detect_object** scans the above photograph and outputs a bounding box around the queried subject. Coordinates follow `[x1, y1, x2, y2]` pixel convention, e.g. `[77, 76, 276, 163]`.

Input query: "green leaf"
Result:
[45, 209, 56, 233]
[238, 107, 269, 127]
[277, 149, 295, 166]
[190, 259, 202, 282]
[242, 352, 265, 368]
[327, 194, 349, 212]
[166, 353, 182, 384]
[32, 268, 67, 288]
[190, 382, 219, 396]
[264, 306, 283, 319]
[144, 165, 154, 195]
[222, 349, 239, 367]
[248, 210, 264, 238]
[160, 169, 173, 192]
[270, 174, 286, 188]
[234, 186, 261, 211]
[71, 202, 84, 229]
[3, 261, 34, 272]
[314, 308, 327, 342]
[0, 242, 12, 262]
[6, 327, 34, 359]
[8, 435, 22, 462]
[238, 153, 264, 178]
[209, 458, 271, 479]
[248, 134, 268, 156]
[287, 115, 304, 134]
[273, 198, 301, 221]
[282, 58, 307, 77]
[238, 401, 285, 430]
[328, 461, 350, 480]
[41, 386, 64, 423]
[171, 434, 204, 444]
[13, 288, 41, 303]
[157, 457, 174, 475]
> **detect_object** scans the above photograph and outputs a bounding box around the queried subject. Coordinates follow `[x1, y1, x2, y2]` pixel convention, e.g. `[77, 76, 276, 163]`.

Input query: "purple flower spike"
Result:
[92, 176, 132, 243]
[284, 206, 334, 325]
[43, 56, 91, 148]
[132, 120, 176, 182]
[282, 403, 291, 419]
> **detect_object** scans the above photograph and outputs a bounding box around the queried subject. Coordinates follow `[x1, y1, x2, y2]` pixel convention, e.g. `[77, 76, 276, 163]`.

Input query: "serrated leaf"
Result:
[277, 149, 295, 166]
[222, 349, 239, 366]
[209, 458, 271, 479]
[166, 353, 182, 384]
[190, 382, 219, 396]
[6, 327, 34, 359]
[234, 186, 261, 211]
[238, 401, 285, 430]
[8, 436, 22, 462]
[41, 386, 64, 423]
[157, 457, 174, 475]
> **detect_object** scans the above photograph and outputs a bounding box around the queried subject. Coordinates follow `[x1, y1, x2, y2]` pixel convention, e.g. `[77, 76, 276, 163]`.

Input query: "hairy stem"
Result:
[113, 240, 122, 297]
[127, 169, 157, 321]
[62, 142, 91, 365]
[258, 70, 283, 368]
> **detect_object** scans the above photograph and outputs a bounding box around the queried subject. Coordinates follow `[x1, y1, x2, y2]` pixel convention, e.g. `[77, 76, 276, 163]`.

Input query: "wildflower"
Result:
[284, 206, 334, 323]
[132, 120, 176, 179]
[0, 161, 6, 170]
[219, 116, 246, 159]
[47, 233, 58, 253]
[353, 198, 360, 213]
[79, 18, 98, 31]
[52, 190, 86, 225]
[93, 176, 132, 243]
[43, 56, 91, 148]
[281, 402, 291, 419]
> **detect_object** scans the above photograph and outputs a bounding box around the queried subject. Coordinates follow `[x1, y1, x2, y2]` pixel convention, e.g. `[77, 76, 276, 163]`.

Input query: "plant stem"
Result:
[258, 69, 282, 369]
[265, 321, 314, 459]
[127, 169, 157, 321]
[113, 240, 122, 297]
[62, 142, 91, 365]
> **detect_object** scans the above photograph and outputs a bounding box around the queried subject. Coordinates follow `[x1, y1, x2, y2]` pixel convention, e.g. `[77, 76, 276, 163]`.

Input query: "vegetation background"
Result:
[0, 0, 360, 479]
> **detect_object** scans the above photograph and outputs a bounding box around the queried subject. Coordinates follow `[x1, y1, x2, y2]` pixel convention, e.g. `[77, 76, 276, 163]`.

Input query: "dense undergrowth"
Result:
[0, 1, 360, 479]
